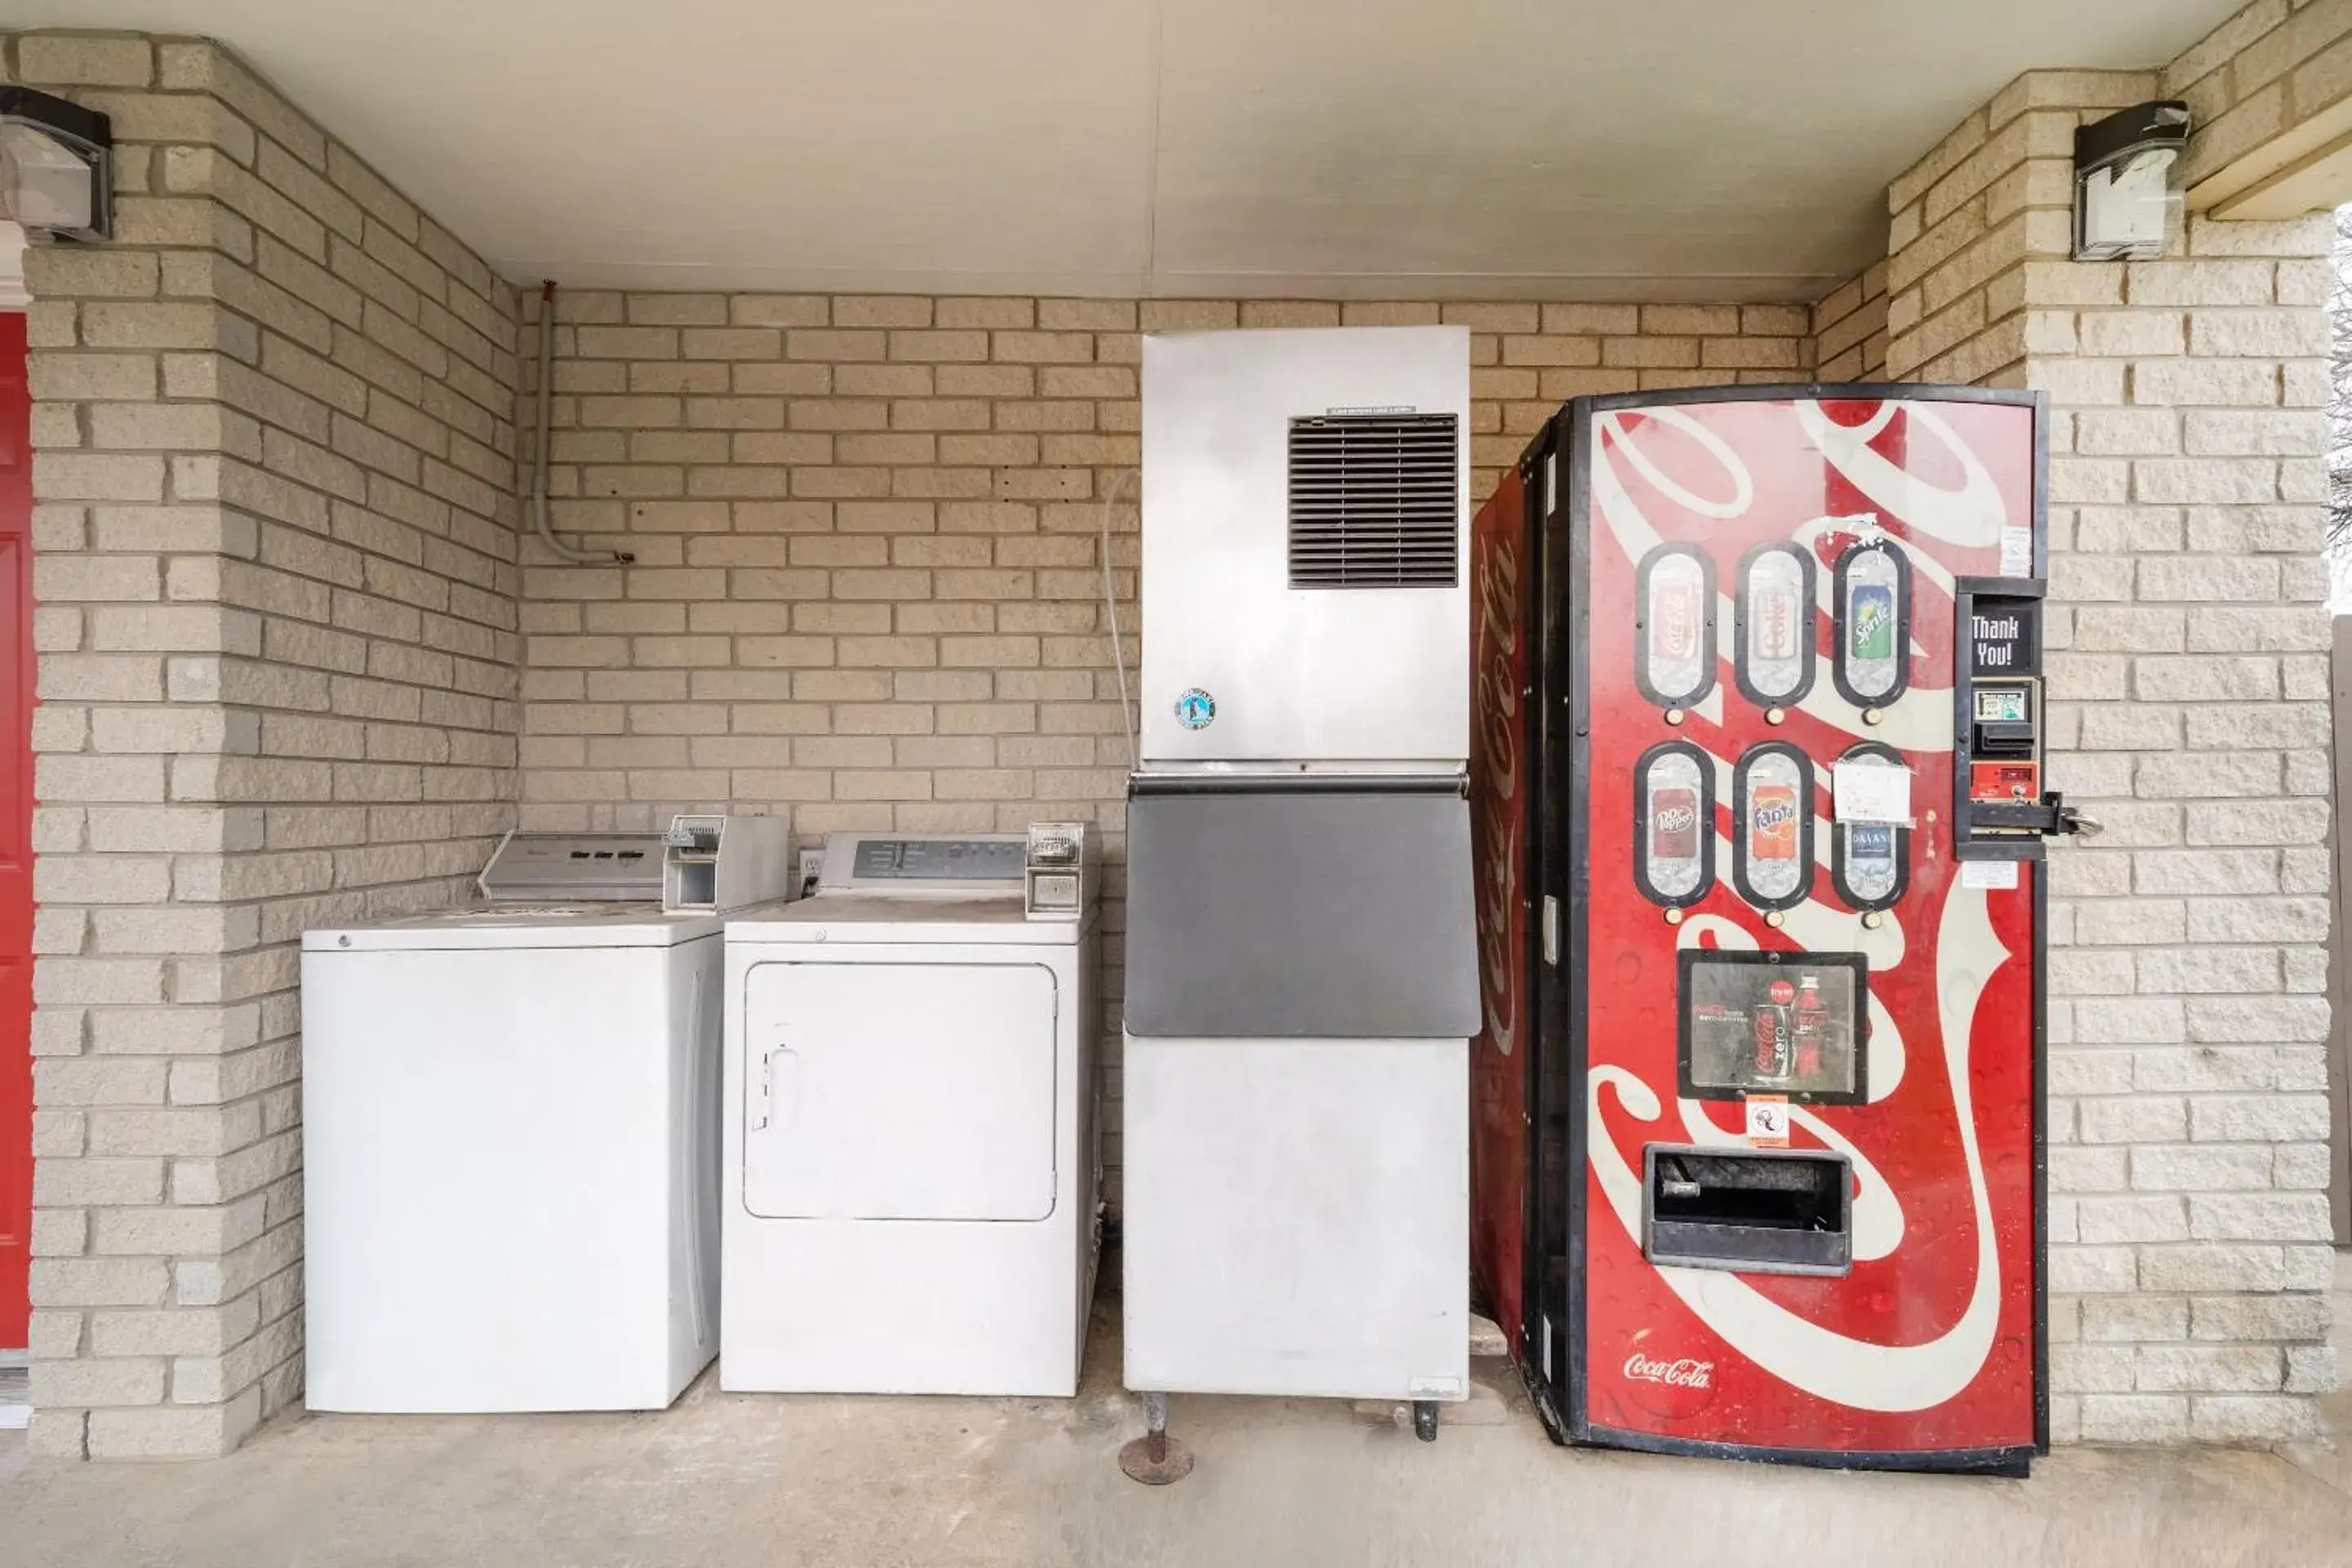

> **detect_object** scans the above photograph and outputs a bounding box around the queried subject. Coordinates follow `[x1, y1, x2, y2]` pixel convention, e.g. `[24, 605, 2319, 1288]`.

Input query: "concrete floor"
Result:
[5, 1263, 2352, 1568]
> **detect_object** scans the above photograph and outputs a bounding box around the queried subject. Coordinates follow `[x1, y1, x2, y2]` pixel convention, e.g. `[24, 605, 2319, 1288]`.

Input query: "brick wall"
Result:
[12, 31, 521, 1457]
[1811, 265, 1889, 381]
[2167, 0, 2352, 198]
[1885, 50, 2338, 1443]
[516, 295, 1815, 1208]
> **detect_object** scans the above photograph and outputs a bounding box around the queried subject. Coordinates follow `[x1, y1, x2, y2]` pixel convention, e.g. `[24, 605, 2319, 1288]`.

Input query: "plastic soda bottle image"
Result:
[1793, 973, 1828, 1081]
[1752, 978, 1796, 1083]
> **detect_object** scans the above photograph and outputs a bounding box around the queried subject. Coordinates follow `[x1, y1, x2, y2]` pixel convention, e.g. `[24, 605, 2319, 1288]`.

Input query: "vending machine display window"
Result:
[1831, 540, 1911, 710]
[1633, 541, 1716, 709]
[1730, 742, 1814, 910]
[1829, 741, 1910, 911]
[1633, 740, 1715, 907]
[1677, 950, 1869, 1104]
[1734, 542, 1816, 706]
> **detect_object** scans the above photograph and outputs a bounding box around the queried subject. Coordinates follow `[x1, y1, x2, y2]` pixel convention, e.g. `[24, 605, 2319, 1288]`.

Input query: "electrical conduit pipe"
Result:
[531, 279, 631, 565]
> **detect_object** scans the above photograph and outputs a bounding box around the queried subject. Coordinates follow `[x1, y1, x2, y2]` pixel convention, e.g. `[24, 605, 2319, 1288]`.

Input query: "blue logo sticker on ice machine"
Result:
[1174, 688, 1216, 730]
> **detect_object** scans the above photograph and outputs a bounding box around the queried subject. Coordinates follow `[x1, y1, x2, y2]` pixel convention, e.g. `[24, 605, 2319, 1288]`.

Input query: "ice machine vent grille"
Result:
[1287, 413, 1460, 588]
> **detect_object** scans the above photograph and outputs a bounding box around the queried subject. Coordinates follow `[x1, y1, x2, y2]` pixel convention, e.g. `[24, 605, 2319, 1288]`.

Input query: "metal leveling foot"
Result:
[1118, 1391, 1196, 1485]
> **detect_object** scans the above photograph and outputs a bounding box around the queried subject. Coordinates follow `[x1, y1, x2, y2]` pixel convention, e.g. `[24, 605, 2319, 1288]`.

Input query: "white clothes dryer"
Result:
[721, 827, 1101, 1396]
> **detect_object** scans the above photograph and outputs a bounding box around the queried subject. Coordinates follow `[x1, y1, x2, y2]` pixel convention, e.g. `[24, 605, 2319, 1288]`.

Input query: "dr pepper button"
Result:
[1664, 906, 1685, 926]
[1664, 707, 1686, 726]
[1765, 706, 1786, 725]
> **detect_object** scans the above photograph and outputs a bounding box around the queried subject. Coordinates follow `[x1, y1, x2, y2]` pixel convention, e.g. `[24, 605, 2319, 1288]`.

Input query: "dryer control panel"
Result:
[811, 826, 1098, 920]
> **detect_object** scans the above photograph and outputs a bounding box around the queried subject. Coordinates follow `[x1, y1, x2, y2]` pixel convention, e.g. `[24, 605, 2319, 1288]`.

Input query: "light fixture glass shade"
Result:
[2072, 100, 2190, 263]
[0, 121, 96, 233]
[2075, 147, 2182, 262]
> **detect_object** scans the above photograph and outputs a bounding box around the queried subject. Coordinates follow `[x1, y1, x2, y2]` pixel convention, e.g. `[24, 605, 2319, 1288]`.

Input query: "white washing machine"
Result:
[721, 826, 1101, 1396]
[300, 817, 789, 1413]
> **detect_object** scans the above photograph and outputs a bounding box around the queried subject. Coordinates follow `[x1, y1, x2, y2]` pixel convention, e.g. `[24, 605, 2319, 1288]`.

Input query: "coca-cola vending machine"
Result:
[1469, 385, 2082, 1473]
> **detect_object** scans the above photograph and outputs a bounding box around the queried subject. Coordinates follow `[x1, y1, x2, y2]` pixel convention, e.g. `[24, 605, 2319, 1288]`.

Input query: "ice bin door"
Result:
[1122, 784, 1479, 1040]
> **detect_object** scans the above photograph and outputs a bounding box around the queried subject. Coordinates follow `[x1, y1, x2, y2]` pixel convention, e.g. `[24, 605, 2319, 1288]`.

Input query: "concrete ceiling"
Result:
[11, 0, 2244, 301]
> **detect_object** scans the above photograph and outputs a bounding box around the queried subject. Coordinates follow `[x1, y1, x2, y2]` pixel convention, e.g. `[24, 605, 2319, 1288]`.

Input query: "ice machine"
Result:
[1121, 326, 1481, 1469]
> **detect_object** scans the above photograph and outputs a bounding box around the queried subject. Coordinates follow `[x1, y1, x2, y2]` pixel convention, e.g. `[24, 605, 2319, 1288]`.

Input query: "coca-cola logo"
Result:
[1624, 1352, 1713, 1389]
[1471, 517, 1524, 1059]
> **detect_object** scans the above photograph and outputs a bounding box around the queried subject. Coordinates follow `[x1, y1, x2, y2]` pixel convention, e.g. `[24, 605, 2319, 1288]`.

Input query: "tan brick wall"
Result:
[12, 31, 520, 1458]
[2166, 0, 2352, 193]
[515, 294, 1815, 1206]
[1811, 265, 1889, 381]
[1886, 55, 2336, 1445]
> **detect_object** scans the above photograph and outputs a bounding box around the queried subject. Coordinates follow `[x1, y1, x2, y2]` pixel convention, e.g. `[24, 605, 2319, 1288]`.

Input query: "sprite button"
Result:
[1850, 584, 1895, 662]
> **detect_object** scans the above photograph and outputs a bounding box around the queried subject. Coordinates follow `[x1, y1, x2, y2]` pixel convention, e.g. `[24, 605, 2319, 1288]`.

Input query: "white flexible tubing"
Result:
[530, 280, 630, 566]
[1101, 469, 1139, 775]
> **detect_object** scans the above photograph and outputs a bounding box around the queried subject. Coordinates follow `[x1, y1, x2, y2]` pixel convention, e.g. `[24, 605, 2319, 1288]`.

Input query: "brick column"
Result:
[12, 31, 521, 1458]
[1886, 62, 2336, 1444]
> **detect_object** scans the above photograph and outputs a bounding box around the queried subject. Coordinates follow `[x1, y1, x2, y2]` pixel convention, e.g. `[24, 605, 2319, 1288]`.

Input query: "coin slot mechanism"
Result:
[1642, 1144, 1854, 1276]
[1953, 577, 2050, 859]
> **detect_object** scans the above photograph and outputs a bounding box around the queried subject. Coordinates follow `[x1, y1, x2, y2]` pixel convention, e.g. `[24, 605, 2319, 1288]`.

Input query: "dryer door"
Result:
[741, 960, 1058, 1221]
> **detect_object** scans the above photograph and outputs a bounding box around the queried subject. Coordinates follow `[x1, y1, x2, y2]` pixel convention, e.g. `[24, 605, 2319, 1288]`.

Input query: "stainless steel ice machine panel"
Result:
[1139, 327, 1470, 769]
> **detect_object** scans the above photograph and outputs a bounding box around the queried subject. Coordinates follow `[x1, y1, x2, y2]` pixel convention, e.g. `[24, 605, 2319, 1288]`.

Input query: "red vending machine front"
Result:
[1470, 385, 2068, 1473]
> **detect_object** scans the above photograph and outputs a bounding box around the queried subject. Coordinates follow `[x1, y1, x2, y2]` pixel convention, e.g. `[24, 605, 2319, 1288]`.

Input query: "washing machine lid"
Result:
[726, 893, 1087, 946]
[302, 905, 729, 951]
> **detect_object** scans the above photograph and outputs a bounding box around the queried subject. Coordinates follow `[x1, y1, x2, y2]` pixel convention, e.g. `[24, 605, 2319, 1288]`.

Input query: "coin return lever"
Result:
[1642, 1145, 1852, 1276]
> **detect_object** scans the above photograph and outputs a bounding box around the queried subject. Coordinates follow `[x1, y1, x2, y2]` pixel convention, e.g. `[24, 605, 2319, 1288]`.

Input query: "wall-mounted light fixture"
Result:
[0, 87, 112, 243]
[2073, 101, 2190, 262]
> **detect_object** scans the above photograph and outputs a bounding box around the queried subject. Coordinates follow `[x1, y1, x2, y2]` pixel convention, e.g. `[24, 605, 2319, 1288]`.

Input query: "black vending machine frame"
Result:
[1506, 383, 2050, 1477]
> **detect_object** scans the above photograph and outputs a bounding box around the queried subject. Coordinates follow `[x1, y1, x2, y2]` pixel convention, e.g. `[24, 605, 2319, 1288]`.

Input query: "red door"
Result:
[0, 311, 31, 1349]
